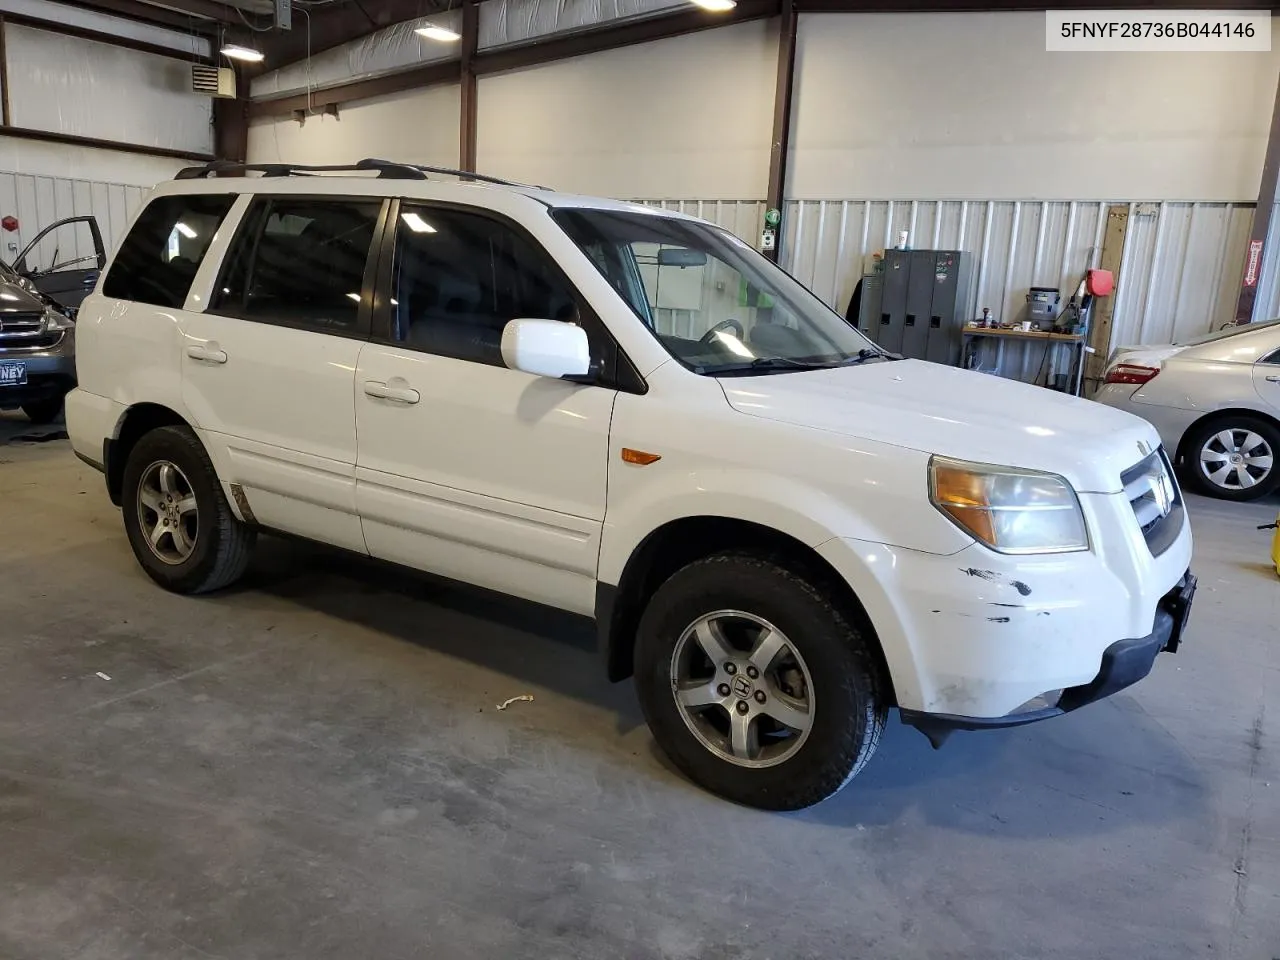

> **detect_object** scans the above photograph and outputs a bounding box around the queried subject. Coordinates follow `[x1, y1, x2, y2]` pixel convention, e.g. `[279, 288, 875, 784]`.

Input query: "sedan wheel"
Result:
[1184, 416, 1280, 501]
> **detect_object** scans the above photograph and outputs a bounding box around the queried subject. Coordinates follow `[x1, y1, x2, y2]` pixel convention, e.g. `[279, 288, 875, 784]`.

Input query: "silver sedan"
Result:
[1095, 319, 1280, 501]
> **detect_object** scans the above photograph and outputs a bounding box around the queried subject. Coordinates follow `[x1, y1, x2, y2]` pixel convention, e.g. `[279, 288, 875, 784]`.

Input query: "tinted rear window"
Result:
[103, 194, 236, 308]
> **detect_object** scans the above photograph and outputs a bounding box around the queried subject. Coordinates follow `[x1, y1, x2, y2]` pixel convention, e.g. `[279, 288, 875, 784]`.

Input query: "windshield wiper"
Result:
[835, 348, 896, 366]
[706, 357, 836, 375]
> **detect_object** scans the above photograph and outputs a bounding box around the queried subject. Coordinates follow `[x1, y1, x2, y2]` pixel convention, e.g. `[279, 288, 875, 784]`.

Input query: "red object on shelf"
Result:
[1085, 268, 1114, 297]
[1, 216, 18, 232]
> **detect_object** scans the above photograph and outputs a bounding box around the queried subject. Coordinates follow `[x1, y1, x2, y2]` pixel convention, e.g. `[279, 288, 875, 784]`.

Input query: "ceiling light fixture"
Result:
[692, 0, 737, 10]
[221, 44, 265, 62]
[415, 24, 461, 42]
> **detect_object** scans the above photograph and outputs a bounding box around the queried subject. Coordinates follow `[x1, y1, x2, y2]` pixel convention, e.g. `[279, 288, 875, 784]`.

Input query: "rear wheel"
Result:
[1182, 415, 1280, 501]
[634, 553, 887, 810]
[22, 397, 63, 425]
[121, 425, 255, 593]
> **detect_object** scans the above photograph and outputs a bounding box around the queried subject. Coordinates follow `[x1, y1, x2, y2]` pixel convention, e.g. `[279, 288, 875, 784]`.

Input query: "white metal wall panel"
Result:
[0, 0, 209, 56]
[0, 171, 148, 270]
[790, 12, 1280, 202]
[637, 196, 1257, 358]
[6, 25, 213, 154]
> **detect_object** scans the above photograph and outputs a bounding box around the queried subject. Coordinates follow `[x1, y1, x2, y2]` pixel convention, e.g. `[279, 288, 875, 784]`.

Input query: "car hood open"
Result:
[718, 359, 1161, 494]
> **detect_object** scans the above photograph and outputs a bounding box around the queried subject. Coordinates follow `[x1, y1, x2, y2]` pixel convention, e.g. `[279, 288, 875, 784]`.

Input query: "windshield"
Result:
[1179, 318, 1280, 346]
[553, 209, 884, 375]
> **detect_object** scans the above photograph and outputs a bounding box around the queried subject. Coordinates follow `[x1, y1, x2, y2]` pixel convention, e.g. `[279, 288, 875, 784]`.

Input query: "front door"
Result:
[182, 195, 385, 554]
[354, 202, 616, 614]
[13, 215, 106, 312]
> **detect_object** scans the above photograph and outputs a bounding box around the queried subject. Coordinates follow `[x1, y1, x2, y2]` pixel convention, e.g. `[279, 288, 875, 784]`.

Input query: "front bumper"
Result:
[900, 570, 1196, 747]
[0, 331, 76, 409]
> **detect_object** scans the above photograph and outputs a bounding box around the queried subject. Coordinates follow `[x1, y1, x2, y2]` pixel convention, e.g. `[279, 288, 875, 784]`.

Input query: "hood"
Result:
[719, 359, 1160, 494]
[0, 275, 48, 314]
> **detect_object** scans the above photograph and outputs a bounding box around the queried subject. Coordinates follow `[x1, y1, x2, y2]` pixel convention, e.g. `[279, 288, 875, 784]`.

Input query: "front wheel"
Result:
[1182, 415, 1280, 501]
[121, 425, 255, 594]
[634, 553, 887, 810]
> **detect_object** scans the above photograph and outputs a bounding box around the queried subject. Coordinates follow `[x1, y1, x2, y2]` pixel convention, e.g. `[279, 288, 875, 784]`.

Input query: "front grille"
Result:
[1122, 448, 1183, 556]
[0, 312, 60, 351]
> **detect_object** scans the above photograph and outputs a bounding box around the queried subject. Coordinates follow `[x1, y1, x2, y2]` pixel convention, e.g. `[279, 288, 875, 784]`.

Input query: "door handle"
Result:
[363, 379, 420, 404]
[186, 344, 227, 364]
[1267, 375, 1280, 383]
[82, 273, 98, 287]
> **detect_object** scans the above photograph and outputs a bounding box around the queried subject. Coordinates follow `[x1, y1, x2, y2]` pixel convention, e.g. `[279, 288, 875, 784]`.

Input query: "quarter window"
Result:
[388, 205, 583, 367]
[212, 197, 382, 332]
[103, 194, 235, 308]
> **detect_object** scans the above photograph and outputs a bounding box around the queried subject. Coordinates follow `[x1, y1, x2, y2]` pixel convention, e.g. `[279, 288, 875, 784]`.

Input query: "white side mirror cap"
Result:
[501, 319, 592, 379]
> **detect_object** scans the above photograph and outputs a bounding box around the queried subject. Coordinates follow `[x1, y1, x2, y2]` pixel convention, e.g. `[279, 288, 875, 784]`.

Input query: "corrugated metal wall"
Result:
[642, 197, 1264, 352]
[0, 171, 149, 273]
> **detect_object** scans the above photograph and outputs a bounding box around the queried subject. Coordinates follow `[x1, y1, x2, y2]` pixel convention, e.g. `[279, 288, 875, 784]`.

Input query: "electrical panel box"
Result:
[876, 249, 975, 365]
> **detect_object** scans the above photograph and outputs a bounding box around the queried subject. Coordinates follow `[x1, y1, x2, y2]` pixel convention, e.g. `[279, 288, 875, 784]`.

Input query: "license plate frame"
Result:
[0, 359, 27, 387]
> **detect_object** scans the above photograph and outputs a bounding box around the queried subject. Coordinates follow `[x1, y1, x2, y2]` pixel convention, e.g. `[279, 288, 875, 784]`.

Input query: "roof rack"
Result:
[173, 157, 540, 189]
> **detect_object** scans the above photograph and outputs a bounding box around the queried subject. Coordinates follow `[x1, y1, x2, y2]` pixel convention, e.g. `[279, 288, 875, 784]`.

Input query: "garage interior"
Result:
[0, 0, 1278, 957]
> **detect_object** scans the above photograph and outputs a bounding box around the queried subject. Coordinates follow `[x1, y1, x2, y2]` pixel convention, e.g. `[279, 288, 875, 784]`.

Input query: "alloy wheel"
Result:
[669, 609, 815, 769]
[137, 460, 199, 565]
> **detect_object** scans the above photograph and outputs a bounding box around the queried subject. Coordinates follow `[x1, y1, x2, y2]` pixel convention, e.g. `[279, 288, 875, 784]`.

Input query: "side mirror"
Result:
[501, 318, 592, 380]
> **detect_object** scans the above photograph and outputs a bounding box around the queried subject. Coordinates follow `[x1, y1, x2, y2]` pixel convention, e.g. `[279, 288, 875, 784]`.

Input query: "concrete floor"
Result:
[1, 411, 1277, 960]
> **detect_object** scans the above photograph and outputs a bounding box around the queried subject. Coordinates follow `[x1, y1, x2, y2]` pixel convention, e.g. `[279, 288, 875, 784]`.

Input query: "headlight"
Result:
[42, 307, 73, 332]
[929, 456, 1088, 554]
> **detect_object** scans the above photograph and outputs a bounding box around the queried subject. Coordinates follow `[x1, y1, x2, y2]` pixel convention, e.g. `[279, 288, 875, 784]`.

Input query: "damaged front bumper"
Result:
[900, 570, 1197, 748]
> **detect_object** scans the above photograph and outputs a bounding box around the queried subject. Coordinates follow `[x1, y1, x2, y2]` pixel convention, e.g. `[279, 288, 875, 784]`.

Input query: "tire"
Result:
[1181, 415, 1280, 501]
[22, 397, 63, 425]
[121, 425, 255, 594]
[634, 552, 887, 811]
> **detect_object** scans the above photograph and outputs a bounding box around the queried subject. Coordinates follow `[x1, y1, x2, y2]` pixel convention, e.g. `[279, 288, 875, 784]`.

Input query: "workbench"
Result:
[961, 327, 1087, 395]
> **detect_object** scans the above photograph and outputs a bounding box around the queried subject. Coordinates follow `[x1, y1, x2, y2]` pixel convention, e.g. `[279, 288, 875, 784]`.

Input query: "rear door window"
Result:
[103, 194, 236, 308]
[211, 196, 384, 335]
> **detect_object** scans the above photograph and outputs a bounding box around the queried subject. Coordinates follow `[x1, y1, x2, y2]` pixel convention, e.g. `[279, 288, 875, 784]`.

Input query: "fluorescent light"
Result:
[174, 222, 197, 239]
[346, 293, 361, 302]
[221, 44, 264, 62]
[415, 25, 461, 42]
[692, 0, 736, 10]
[400, 212, 437, 234]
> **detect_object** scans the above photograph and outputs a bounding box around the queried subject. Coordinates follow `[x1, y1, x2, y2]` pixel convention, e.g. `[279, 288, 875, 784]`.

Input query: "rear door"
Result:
[182, 195, 386, 554]
[13, 216, 106, 312]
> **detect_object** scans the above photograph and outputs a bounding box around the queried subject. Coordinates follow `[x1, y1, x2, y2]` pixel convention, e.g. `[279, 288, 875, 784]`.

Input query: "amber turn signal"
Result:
[621, 448, 661, 466]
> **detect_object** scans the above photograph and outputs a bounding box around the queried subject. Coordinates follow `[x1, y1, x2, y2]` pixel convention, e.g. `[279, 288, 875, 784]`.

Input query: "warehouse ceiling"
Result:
[56, 0, 1280, 70]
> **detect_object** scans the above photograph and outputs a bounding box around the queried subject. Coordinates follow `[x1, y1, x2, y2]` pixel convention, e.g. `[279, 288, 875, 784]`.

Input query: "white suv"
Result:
[66, 160, 1196, 810]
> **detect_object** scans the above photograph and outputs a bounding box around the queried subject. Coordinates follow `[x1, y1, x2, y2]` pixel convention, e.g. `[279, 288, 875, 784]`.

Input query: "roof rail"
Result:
[174, 158, 427, 180]
[172, 158, 545, 189]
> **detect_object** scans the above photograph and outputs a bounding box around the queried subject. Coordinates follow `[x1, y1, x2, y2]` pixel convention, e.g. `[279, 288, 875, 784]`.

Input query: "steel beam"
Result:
[1235, 69, 1280, 324]
[460, 0, 478, 171]
[247, 59, 462, 117]
[763, 0, 796, 262]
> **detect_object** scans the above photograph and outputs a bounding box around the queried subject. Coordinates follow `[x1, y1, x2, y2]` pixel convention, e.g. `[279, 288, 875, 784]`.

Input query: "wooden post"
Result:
[1084, 203, 1129, 392]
